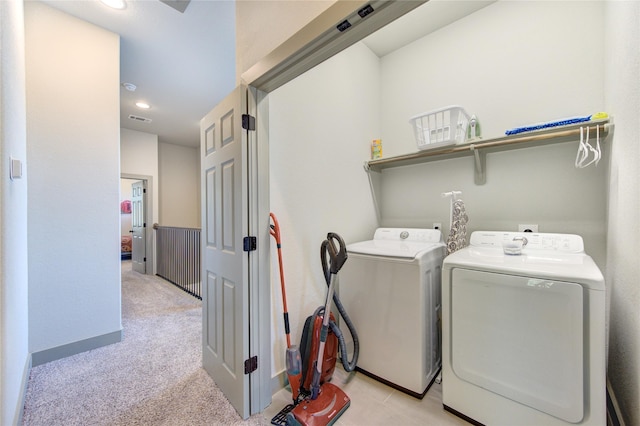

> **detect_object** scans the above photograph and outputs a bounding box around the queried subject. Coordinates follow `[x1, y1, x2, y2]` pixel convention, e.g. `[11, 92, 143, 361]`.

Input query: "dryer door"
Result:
[450, 269, 584, 423]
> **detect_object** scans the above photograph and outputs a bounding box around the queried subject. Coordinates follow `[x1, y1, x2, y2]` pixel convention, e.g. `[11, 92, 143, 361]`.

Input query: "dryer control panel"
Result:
[469, 231, 584, 253]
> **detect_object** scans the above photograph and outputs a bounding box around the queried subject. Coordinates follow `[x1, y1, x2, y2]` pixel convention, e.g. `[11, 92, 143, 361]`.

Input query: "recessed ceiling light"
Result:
[135, 102, 151, 109]
[121, 82, 136, 92]
[100, 0, 126, 10]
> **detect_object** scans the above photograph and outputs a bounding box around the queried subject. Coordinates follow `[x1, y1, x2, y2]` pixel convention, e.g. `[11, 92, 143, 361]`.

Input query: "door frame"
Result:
[241, 0, 425, 93]
[249, 86, 272, 411]
[121, 173, 154, 275]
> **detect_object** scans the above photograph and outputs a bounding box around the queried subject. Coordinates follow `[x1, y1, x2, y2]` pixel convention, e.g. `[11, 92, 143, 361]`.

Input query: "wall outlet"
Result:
[433, 222, 442, 230]
[518, 224, 538, 233]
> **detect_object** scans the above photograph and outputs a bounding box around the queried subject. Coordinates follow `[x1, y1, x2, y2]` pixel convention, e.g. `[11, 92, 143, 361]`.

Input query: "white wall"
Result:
[380, 1, 604, 156]
[0, 0, 29, 424]
[158, 142, 200, 228]
[25, 2, 121, 355]
[604, 2, 640, 424]
[377, 1, 607, 269]
[268, 42, 380, 373]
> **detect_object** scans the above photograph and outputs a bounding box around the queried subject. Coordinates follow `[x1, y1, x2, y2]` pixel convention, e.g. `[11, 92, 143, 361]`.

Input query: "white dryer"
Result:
[442, 231, 605, 425]
[340, 228, 445, 398]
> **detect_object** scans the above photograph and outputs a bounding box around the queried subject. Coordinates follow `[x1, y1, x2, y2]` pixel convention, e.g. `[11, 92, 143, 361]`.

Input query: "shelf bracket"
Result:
[364, 161, 382, 224]
[470, 144, 486, 185]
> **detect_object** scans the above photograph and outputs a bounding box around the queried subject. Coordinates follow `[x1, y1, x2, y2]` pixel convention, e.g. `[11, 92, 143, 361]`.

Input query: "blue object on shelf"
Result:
[505, 115, 592, 135]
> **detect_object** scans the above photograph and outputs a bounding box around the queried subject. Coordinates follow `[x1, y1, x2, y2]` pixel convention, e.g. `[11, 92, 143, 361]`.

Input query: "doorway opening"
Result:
[120, 174, 154, 275]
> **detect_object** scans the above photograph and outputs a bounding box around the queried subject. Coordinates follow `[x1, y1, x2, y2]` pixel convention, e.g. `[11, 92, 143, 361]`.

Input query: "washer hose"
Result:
[321, 245, 359, 373]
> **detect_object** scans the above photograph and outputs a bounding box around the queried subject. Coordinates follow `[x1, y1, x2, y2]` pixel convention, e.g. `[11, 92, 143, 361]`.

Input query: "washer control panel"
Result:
[469, 231, 584, 253]
[373, 228, 443, 243]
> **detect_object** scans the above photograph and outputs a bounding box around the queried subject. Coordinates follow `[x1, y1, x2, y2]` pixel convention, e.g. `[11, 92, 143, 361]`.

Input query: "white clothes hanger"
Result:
[582, 126, 600, 168]
[575, 125, 601, 168]
[575, 126, 589, 168]
[595, 124, 602, 166]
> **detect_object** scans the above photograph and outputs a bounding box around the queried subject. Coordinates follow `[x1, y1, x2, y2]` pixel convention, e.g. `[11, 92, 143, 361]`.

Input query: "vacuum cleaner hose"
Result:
[321, 246, 359, 373]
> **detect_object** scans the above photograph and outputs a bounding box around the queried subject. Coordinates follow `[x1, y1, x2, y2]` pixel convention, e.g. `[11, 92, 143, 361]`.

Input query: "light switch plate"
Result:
[10, 157, 22, 180]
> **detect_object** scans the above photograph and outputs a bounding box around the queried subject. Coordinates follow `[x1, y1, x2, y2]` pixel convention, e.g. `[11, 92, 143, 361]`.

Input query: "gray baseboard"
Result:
[271, 370, 287, 396]
[31, 329, 122, 367]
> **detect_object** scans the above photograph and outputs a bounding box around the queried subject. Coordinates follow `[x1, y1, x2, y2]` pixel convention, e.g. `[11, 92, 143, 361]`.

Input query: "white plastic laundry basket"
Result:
[410, 105, 470, 151]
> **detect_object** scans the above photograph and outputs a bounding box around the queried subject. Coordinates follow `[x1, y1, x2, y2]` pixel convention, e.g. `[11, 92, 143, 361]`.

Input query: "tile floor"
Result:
[261, 368, 469, 426]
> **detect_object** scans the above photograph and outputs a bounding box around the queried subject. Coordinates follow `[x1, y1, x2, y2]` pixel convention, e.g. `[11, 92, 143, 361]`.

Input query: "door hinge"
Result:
[242, 114, 255, 131]
[143, 257, 146, 262]
[244, 356, 258, 374]
[143, 223, 146, 228]
[243, 236, 257, 252]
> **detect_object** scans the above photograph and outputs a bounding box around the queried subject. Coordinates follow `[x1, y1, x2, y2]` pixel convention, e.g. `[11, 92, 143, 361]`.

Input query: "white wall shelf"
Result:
[364, 119, 611, 185]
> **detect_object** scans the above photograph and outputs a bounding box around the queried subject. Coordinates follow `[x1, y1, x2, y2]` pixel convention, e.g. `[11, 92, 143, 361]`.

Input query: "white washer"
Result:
[340, 228, 445, 398]
[442, 231, 605, 425]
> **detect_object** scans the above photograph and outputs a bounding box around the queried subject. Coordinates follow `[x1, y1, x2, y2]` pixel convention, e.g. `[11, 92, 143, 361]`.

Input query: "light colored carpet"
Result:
[22, 261, 267, 426]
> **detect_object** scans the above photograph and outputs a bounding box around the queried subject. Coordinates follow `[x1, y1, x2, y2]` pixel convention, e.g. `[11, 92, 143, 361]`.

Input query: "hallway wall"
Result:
[25, 2, 122, 363]
[0, 0, 29, 424]
[158, 142, 200, 228]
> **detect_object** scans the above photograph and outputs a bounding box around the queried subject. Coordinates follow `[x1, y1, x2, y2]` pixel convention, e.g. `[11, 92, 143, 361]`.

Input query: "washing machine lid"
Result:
[347, 228, 444, 259]
[443, 231, 604, 290]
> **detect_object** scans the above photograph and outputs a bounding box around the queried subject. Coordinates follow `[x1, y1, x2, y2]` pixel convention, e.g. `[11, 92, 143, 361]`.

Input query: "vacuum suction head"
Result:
[286, 383, 350, 426]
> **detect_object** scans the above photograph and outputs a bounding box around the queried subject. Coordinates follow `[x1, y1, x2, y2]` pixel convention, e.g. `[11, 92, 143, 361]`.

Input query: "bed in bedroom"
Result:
[121, 235, 132, 260]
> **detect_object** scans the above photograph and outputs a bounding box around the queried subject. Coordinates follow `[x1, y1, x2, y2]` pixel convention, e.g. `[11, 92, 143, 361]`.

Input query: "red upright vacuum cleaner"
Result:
[286, 232, 353, 426]
[269, 218, 358, 426]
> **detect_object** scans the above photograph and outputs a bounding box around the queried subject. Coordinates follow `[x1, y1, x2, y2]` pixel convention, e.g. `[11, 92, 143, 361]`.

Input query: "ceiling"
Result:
[36, 0, 493, 149]
[38, 0, 236, 148]
[362, 0, 494, 57]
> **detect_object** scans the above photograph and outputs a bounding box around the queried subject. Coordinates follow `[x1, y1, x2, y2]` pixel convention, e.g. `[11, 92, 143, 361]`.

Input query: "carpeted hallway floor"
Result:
[22, 261, 267, 425]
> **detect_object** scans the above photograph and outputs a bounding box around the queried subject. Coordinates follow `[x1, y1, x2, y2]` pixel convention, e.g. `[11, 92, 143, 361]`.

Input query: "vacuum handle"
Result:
[322, 233, 348, 275]
[311, 273, 338, 400]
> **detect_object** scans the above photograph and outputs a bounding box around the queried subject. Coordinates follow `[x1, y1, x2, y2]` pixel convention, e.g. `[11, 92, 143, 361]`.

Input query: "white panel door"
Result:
[131, 180, 146, 274]
[200, 86, 250, 418]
